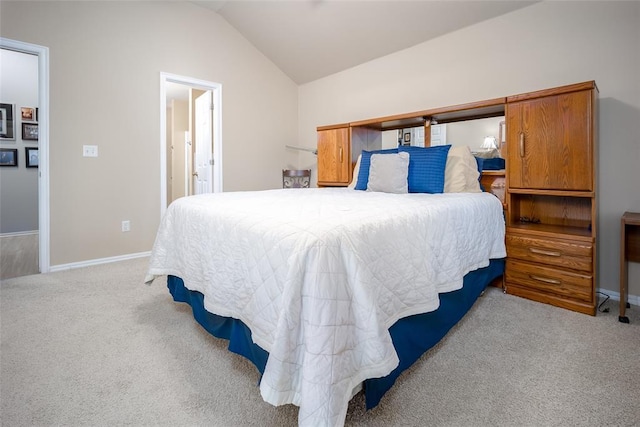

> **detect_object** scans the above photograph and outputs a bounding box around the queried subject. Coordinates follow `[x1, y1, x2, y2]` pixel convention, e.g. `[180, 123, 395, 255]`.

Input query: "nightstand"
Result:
[619, 211, 640, 323]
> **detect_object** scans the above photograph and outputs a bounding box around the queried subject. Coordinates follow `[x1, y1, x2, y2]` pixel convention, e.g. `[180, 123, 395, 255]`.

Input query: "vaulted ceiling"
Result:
[193, 1, 538, 84]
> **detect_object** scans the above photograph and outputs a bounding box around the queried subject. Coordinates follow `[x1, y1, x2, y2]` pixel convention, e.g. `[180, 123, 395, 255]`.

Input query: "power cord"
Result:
[596, 291, 610, 313]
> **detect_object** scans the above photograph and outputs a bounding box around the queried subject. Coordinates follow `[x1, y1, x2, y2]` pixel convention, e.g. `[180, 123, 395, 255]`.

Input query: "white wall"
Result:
[298, 1, 640, 297]
[0, 1, 299, 266]
[0, 48, 38, 234]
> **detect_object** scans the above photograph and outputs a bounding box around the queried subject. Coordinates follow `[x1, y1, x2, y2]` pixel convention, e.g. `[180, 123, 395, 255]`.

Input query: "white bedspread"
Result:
[145, 188, 506, 426]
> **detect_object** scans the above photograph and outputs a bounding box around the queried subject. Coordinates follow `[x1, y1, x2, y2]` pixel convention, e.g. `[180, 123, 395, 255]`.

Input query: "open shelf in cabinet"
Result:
[507, 193, 594, 240]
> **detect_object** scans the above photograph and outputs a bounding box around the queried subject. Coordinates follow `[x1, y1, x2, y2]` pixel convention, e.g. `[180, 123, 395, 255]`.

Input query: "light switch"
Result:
[83, 145, 98, 157]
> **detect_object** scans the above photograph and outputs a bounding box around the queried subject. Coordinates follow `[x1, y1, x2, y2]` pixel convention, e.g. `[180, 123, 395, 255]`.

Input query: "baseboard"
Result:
[49, 251, 150, 272]
[596, 287, 640, 307]
[0, 230, 38, 238]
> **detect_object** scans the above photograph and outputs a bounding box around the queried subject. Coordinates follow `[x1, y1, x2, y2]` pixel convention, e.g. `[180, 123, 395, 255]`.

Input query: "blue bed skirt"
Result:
[167, 258, 504, 410]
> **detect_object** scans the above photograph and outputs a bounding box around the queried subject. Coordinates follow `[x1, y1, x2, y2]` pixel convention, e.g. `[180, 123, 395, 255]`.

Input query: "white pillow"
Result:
[366, 152, 409, 194]
[347, 154, 362, 189]
[444, 146, 481, 193]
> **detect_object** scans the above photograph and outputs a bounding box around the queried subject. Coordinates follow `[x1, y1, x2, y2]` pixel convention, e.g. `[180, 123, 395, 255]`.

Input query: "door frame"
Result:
[160, 72, 222, 217]
[0, 38, 50, 273]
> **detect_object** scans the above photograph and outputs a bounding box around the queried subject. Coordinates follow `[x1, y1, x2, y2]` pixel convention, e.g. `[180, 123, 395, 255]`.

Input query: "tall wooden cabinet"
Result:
[317, 125, 351, 187]
[504, 81, 598, 315]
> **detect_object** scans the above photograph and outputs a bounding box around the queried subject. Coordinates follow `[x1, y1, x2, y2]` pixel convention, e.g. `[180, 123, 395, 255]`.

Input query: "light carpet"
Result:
[1, 257, 639, 426]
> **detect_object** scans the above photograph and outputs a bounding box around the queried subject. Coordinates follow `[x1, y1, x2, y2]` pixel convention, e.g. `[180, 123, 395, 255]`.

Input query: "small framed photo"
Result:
[403, 132, 411, 143]
[25, 147, 39, 168]
[0, 148, 18, 166]
[22, 122, 38, 141]
[0, 103, 15, 140]
[21, 107, 36, 122]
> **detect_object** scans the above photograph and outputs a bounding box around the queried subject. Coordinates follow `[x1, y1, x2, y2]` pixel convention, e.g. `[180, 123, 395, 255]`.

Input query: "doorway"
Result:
[0, 38, 50, 274]
[160, 73, 222, 217]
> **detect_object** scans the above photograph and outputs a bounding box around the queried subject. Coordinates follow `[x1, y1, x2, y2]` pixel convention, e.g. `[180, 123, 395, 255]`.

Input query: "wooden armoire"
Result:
[504, 81, 598, 315]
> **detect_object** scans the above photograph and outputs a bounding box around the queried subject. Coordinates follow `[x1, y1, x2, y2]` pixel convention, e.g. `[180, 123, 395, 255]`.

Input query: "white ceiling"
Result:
[193, 0, 537, 84]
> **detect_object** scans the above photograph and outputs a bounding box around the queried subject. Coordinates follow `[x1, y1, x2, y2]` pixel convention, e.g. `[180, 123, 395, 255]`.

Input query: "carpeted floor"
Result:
[1, 257, 639, 426]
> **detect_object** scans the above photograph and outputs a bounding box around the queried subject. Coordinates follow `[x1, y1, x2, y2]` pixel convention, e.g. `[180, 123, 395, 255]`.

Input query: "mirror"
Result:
[382, 116, 505, 158]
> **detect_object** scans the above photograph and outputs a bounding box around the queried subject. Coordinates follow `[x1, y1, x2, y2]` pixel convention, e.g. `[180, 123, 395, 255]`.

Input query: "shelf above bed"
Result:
[348, 97, 506, 131]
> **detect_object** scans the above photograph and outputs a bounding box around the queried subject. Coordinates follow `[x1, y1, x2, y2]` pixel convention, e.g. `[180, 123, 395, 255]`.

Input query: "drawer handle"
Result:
[339, 147, 343, 163]
[529, 247, 562, 257]
[529, 275, 562, 285]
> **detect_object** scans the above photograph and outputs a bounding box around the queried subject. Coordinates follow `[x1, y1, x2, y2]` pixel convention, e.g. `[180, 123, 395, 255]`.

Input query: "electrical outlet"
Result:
[121, 220, 130, 232]
[83, 145, 98, 157]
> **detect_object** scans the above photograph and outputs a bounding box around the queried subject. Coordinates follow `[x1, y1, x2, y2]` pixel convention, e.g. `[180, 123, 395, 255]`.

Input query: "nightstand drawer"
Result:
[506, 234, 592, 272]
[506, 259, 592, 302]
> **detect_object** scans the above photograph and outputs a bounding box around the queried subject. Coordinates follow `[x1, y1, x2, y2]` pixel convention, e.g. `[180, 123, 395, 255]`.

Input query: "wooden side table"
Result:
[619, 211, 640, 323]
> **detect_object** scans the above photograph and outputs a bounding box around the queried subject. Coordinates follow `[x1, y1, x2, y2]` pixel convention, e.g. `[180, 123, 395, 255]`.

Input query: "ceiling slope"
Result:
[193, 0, 537, 84]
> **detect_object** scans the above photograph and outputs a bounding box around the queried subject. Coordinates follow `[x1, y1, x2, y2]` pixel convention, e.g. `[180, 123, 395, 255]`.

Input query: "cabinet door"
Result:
[317, 127, 350, 186]
[507, 90, 593, 191]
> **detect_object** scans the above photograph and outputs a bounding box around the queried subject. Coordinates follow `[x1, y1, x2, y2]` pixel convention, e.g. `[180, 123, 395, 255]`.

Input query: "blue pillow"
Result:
[354, 148, 399, 190]
[398, 145, 451, 193]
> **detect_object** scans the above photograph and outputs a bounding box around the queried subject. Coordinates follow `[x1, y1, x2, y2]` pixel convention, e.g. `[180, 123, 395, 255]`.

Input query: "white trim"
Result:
[159, 72, 223, 219]
[184, 130, 190, 197]
[0, 38, 50, 273]
[49, 251, 151, 272]
[0, 230, 38, 238]
[597, 288, 640, 308]
[160, 75, 168, 215]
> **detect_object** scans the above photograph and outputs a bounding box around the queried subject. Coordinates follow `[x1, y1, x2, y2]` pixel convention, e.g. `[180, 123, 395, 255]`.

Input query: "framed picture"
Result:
[403, 132, 411, 143]
[25, 147, 39, 168]
[22, 122, 38, 141]
[0, 148, 18, 166]
[21, 107, 36, 122]
[0, 103, 15, 140]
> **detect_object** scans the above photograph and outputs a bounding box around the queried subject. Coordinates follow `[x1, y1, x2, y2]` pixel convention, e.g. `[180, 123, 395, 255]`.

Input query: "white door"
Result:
[193, 91, 213, 194]
[430, 124, 447, 146]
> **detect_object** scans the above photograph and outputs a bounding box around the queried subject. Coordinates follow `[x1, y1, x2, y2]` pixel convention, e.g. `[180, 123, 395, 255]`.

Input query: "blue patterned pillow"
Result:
[398, 145, 451, 193]
[354, 148, 399, 190]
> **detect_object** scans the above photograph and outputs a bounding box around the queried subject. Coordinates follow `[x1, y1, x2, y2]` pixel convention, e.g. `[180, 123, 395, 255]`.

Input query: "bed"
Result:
[145, 145, 506, 426]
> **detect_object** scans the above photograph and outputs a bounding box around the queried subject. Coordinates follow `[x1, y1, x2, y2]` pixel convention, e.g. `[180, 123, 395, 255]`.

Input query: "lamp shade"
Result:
[482, 136, 498, 150]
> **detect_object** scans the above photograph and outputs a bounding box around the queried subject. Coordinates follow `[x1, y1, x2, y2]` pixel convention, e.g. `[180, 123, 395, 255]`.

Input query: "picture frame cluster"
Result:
[0, 102, 38, 168]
